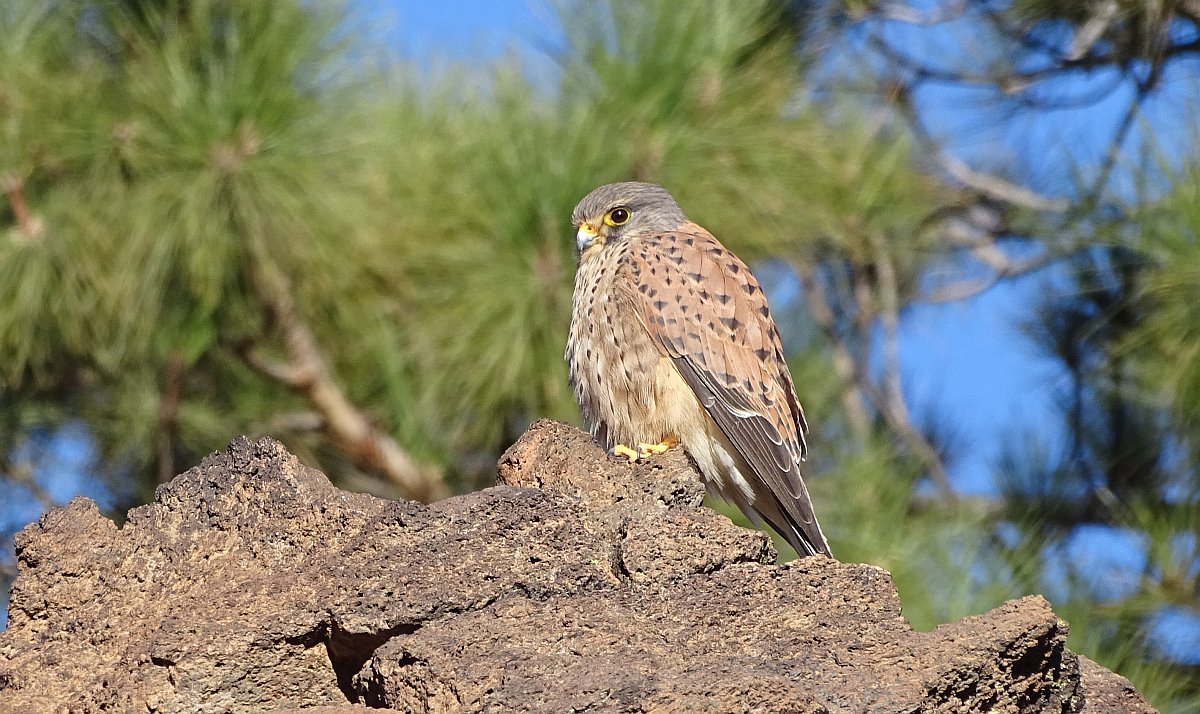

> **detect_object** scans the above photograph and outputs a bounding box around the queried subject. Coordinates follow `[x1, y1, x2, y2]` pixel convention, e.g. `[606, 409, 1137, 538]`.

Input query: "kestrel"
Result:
[565, 182, 832, 558]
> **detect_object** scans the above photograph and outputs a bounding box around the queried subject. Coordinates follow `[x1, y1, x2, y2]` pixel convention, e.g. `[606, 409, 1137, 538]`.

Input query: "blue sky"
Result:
[356, 0, 552, 65]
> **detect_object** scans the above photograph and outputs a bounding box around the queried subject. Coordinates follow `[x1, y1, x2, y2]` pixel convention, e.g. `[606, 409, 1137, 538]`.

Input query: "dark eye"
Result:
[606, 207, 630, 226]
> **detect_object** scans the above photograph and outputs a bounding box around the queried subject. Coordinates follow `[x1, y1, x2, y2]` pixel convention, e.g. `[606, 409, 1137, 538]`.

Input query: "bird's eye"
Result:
[605, 207, 631, 226]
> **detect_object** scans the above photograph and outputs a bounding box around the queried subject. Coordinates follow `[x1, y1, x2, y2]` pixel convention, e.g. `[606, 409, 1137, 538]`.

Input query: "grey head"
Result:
[571, 182, 687, 256]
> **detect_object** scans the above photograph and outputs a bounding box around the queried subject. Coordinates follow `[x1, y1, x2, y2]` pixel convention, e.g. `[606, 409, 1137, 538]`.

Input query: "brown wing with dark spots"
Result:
[622, 224, 830, 556]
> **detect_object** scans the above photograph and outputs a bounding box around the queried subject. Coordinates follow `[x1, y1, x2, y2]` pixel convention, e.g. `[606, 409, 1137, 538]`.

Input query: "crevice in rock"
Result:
[324, 585, 593, 706]
[1009, 629, 1065, 710]
[353, 659, 396, 708]
[611, 520, 634, 583]
[325, 619, 420, 705]
[1010, 630, 1060, 680]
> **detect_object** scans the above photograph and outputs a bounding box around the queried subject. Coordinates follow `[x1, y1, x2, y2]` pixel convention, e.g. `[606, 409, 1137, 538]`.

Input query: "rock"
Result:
[0, 420, 1155, 713]
[1077, 656, 1158, 713]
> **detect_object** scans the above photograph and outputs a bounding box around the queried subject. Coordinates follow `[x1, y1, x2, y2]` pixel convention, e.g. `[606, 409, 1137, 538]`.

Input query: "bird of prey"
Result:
[565, 181, 832, 558]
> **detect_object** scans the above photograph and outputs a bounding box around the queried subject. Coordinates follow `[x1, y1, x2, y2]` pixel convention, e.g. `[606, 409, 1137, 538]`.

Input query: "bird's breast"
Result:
[567, 250, 679, 449]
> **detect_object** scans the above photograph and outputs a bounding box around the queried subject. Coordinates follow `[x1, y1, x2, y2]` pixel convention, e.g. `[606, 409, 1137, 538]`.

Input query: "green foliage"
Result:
[1128, 160, 1200, 429]
[0, 0, 942, 487]
[2, 1, 1198, 709]
[0, 0, 435, 490]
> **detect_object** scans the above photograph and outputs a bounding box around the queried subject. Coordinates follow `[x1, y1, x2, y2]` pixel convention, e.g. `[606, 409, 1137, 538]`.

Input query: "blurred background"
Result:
[1, 0, 1199, 708]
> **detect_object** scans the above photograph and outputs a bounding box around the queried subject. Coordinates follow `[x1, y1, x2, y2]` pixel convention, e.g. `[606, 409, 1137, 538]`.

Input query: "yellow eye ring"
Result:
[604, 207, 631, 226]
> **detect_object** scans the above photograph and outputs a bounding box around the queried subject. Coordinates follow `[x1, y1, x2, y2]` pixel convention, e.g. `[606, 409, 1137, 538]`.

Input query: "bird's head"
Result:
[571, 182, 686, 260]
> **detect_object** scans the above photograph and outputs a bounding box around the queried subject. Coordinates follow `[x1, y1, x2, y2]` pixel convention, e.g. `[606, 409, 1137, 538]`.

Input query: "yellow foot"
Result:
[613, 436, 680, 462]
[613, 444, 641, 462]
[636, 435, 680, 456]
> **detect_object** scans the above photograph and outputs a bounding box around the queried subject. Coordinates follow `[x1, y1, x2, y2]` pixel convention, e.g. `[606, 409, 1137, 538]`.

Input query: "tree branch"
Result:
[877, 8, 1200, 83]
[796, 261, 873, 442]
[2, 173, 44, 241]
[1066, 0, 1119, 61]
[1, 440, 56, 513]
[245, 262, 447, 502]
[888, 85, 1071, 212]
[1082, 83, 1147, 208]
[798, 254, 957, 503]
[261, 411, 325, 434]
[918, 254, 1051, 303]
[868, 232, 958, 502]
[918, 210, 1068, 304]
[862, 0, 968, 25]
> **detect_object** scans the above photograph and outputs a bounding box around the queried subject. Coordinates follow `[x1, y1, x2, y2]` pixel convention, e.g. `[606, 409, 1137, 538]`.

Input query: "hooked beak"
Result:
[575, 222, 599, 253]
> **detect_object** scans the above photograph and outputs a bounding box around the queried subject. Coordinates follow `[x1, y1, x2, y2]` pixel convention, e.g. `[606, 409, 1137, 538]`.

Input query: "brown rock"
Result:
[0, 421, 1155, 713]
[1077, 656, 1158, 713]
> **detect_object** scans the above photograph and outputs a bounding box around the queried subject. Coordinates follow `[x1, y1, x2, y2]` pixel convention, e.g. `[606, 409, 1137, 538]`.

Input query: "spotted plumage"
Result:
[565, 181, 831, 557]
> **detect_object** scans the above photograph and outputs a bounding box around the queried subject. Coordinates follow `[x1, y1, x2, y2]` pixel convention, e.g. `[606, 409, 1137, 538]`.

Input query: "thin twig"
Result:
[798, 254, 957, 503]
[868, 232, 958, 502]
[796, 261, 873, 441]
[864, 0, 968, 26]
[889, 87, 1070, 212]
[2, 173, 45, 241]
[1083, 84, 1147, 209]
[1067, 0, 1119, 61]
[918, 254, 1050, 303]
[917, 214, 1067, 303]
[2, 440, 56, 512]
[261, 411, 325, 434]
[156, 352, 184, 484]
[871, 15, 1200, 88]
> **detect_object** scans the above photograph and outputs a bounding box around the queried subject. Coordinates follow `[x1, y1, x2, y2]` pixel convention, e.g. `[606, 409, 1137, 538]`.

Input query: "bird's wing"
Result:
[622, 225, 830, 556]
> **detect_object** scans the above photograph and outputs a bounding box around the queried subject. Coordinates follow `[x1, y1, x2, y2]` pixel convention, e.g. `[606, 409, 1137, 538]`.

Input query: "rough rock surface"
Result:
[0, 419, 1154, 713]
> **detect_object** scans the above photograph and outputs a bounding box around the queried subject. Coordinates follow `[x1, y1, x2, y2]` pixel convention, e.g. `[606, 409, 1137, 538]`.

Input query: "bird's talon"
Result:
[612, 444, 641, 462]
[635, 436, 680, 457]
